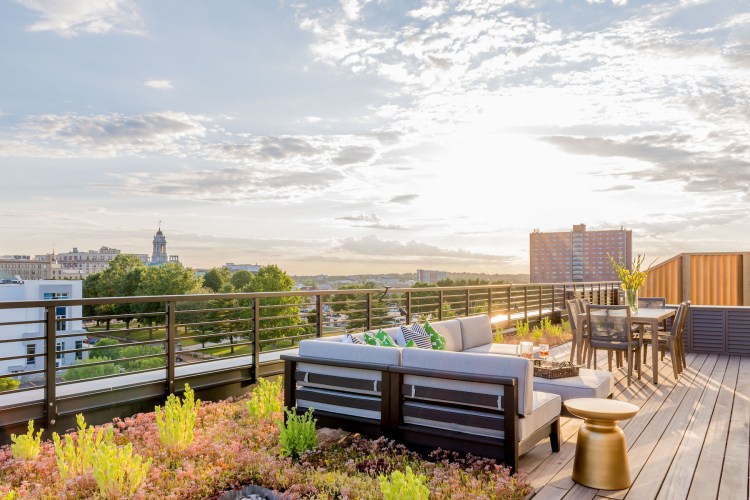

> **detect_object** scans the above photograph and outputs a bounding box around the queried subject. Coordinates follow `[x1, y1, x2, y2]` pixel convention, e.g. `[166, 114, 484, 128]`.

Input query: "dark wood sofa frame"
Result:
[282, 354, 560, 473]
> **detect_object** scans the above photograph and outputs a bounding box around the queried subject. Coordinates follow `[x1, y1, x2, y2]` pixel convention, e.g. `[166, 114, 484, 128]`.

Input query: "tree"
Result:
[243, 265, 306, 344]
[230, 270, 254, 290]
[84, 255, 146, 329]
[134, 262, 203, 334]
[93, 337, 120, 359]
[203, 267, 231, 293]
[0, 377, 20, 392]
[117, 344, 165, 372]
[63, 357, 119, 382]
[329, 281, 378, 330]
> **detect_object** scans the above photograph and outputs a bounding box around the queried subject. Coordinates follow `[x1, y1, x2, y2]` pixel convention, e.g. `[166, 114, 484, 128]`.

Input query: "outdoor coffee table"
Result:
[565, 398, 639, 490]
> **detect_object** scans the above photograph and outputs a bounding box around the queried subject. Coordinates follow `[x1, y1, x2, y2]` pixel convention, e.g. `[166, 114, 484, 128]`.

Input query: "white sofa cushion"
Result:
[457, 315, 494, 350]
[463, 343, 520, 356]
[428, 319, 463, 351]
[518, 391, 561, 441]
[401, 348, 533, 416]
[533, 368, 614, 401]
[299, 339, 402, 365]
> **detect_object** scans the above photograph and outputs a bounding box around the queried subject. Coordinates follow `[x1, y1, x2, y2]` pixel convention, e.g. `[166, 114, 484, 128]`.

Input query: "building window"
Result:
[56, 342, 65, 367]
[26, 344, 36, 365]
[75, 340, 83, 360]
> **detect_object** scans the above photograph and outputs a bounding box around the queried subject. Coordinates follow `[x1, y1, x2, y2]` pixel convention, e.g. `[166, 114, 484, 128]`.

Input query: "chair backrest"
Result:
[639, 296, 666, 309]
[587, 304, 633, 349]
[671, 301, 690, 337]
[577, 298, 590, 313]
[566, 299, 581, 331]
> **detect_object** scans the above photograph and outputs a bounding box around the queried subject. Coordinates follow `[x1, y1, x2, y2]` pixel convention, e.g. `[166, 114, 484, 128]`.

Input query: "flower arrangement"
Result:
[608, 253, 654, 311]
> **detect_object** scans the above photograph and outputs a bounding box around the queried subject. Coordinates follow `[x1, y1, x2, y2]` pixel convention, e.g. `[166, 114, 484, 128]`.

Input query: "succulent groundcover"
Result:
[0, 391, 532, 499]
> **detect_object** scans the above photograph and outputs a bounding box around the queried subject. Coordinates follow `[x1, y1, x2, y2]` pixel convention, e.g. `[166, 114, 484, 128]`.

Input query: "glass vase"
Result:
[625, 287, 638, 312]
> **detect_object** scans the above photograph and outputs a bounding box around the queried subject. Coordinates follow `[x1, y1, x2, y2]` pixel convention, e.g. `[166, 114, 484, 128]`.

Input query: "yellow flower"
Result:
[608, 253, 653, 291]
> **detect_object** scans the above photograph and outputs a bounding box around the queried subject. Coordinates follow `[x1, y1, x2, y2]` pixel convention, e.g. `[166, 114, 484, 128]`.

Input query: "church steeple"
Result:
[151, 224, 168, 265]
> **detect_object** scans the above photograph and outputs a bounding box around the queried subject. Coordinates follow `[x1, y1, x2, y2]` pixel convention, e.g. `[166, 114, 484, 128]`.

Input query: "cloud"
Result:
[389, 194, 419, 204]
[336, 235, 515, 265]
[596, 184, 635, 192]
[336, 213, 407, 230]
[333, 146, 376, 165]
[14, 111, 206, 157]
[16, 0, 145, 37]
[144, 80, 173, 90]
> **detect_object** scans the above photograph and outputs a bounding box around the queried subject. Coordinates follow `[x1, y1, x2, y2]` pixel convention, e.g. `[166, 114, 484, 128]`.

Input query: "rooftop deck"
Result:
[525, 346, 750, 500]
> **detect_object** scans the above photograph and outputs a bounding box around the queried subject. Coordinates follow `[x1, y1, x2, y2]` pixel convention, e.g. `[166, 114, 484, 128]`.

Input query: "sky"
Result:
[0, 0, 749, 275]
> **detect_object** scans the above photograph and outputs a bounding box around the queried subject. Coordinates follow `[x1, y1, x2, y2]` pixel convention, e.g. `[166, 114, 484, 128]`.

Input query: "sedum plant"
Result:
[246, 376, 283, 419]
[155, 383, 200, 451]
[516, 320, 530, 338]
[92, 440, 152, 498]
[278, 407, 317, 459]
[379, 466, 429, 500]
[10, 420, 43, 460]
[53, 413, 113, 481]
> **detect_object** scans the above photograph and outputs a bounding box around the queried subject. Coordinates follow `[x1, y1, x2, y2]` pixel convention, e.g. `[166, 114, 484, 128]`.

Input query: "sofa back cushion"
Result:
[428, 320, 462, 351]
[400, 348, 533, 416]
[299, 339, 402, 365]
[458, 315, 494, 350]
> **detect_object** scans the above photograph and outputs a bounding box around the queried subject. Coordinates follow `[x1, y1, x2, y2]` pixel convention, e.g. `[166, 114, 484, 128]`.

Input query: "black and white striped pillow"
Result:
[343, 333, 365, 345]
[400, 324, 432, 349]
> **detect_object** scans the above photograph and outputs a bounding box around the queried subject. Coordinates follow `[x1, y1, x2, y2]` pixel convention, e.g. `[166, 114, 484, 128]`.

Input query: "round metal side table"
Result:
[565, 398, 639, 490]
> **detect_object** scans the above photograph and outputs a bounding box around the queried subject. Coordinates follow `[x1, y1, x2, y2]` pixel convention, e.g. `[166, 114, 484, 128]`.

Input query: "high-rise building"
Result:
[530, 224, 632, 283]
[416, 269, 447, 284]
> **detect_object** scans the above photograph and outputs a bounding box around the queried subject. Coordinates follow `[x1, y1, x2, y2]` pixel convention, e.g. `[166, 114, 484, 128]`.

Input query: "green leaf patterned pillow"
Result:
[423, 321, 447, 350]
[363, 329, 398, 347]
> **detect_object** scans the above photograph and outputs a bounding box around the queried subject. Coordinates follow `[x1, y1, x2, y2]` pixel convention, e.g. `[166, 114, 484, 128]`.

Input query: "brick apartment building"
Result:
[530, 224, 632, 283]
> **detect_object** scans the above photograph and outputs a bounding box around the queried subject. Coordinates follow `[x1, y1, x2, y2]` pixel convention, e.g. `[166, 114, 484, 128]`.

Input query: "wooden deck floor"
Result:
[524, 347, 750, 500]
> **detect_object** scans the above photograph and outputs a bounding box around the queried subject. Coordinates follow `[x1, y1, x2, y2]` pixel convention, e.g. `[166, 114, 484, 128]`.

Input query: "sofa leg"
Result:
[550, 417, 561, 453]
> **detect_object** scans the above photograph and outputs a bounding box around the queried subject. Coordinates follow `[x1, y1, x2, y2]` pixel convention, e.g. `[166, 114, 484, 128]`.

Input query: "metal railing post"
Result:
[45, 305, 57, 429]
[523, 286, 528, 322]
[406, 291, 411, 323]
[465, 289, 470, 316]
[253, 298, 261, 374]
[316, 294, 323, 337]
[507, 286, 512, 328]
[166, 301, 176, 396]
[438, 290, 444, 321]
[538, 286, 543, 321]
[487, 288, 493, 318]
[365, 293, 372, 331]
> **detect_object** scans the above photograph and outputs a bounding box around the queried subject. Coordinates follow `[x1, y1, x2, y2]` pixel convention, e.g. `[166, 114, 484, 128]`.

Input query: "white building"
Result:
[53, 246, 122, 277]
[0, 279, 87, 380]
[225, 263, 261, 273]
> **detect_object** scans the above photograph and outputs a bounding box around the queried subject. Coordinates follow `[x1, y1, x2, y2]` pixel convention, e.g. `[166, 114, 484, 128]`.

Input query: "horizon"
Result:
[1, 1, 748, 275]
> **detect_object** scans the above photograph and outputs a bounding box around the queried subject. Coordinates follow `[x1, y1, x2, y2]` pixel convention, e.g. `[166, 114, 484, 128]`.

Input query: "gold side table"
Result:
[565, 398, 639, 490]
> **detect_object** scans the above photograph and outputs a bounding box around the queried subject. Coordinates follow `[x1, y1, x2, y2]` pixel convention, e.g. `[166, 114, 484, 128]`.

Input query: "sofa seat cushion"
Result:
[428, 319, 463, 351]
[296, 387, 381, 420]
[401, 390, 560, 442]
[463, 343, 519, 356]
[457, 315, 494, 350]
[533, 369, 614, 401]
[401, 348, 533, 416]
[519, 391, 561, 441]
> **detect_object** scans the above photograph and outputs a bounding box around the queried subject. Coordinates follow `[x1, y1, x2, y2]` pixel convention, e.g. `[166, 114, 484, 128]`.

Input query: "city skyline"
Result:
[1, 1, 748, 275]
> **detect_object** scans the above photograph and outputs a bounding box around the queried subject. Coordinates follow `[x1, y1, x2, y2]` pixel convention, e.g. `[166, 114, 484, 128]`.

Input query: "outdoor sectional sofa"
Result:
[281, 314, 613, 472]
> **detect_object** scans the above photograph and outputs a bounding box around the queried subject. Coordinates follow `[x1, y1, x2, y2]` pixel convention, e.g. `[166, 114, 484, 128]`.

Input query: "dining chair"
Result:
[638, 297, 666, 309]
[587, 304, 641, 386]
[566, 299, 589, 364]
[641, 301, 689, 378]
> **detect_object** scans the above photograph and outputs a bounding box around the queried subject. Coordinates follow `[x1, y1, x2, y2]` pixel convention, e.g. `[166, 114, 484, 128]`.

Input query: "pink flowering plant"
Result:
[0, 381, 532, 499]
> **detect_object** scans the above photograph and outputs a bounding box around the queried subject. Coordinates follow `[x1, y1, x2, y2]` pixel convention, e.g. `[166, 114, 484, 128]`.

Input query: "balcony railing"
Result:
[0, 281, 620, 439]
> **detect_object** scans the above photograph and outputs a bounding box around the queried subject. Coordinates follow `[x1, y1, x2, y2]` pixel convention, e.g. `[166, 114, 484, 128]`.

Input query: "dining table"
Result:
[576, 307, 676, 385]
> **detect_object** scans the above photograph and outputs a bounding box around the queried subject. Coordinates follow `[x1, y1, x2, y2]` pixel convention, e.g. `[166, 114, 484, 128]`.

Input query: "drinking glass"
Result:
[520, 341, 534, 359]
[539, 343, 550, 360]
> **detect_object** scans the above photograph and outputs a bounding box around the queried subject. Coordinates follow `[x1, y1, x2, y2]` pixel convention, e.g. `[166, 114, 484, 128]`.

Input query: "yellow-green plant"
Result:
[379, 466, 429, 500]
[278, 407, 317, 459]
[516, 320, 530, 338]
[155, 383, 200, 452]
[10, 420, 43, 460]
[53, 414, 113, 481]
[1, 491, 18, 500]
[493, 328, 505, 343]
[246, 376, 283, 419]
[92, 440, 152, 498]
[531, 326, 544, 342]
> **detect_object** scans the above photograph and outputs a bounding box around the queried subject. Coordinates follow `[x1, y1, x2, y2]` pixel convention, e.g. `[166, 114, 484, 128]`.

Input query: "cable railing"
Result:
[0, 281, 620, 436]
